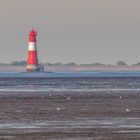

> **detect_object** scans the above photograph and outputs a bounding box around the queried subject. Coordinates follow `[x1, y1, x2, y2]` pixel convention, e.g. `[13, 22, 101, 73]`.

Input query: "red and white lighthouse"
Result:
[26, 29, 39, 72]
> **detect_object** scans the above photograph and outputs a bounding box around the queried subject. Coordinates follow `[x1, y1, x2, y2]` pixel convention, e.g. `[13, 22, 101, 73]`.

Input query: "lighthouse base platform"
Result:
[26, 64, 44, 72]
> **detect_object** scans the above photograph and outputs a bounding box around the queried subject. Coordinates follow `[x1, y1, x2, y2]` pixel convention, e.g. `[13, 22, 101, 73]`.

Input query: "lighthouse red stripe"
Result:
[27, 51, 38, 64]
[28, 51, 37, 57]
[29, 30, 37, 42]
[29, 37, 36, 42]
[27, 59, 38, 64]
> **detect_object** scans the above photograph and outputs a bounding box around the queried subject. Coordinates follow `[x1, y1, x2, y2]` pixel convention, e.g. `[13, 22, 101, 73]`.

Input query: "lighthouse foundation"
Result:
[26, 64, 39, 72]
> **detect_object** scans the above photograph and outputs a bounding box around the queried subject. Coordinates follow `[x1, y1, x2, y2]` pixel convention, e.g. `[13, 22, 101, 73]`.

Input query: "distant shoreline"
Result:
[0, 65, 140, 72]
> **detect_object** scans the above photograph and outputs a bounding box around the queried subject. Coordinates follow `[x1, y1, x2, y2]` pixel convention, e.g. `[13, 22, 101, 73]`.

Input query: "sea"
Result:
[0, 70, 140, 91]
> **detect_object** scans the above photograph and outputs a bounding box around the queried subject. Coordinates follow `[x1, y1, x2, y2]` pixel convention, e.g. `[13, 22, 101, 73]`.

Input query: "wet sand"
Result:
[0, 91, 140, 139]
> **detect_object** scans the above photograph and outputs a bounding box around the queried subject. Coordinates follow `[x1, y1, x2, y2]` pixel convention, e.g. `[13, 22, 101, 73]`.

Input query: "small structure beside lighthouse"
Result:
[26, 29, 44, 72]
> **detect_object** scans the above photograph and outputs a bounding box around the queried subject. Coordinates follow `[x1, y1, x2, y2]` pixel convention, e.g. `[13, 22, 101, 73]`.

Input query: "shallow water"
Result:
[0, 76, 140, 91]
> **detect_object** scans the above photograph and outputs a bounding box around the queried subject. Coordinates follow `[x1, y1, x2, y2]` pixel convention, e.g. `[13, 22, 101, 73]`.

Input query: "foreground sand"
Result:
[0, 91, 140, 139]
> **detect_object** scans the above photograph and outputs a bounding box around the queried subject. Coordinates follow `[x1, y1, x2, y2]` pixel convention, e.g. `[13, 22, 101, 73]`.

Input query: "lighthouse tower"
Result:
[26, 29, 39, 72]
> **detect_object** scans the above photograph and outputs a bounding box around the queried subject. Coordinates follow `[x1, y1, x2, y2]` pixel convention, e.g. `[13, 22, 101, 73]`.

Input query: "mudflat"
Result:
[0, 91, 140, 139]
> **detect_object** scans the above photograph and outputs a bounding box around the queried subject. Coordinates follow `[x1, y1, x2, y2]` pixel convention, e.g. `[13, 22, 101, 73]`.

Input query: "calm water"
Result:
[0, 70, 140, 91]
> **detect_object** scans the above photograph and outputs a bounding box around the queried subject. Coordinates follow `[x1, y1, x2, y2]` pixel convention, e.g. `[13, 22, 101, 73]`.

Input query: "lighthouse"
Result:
[26, 29, 44, 72]
[26, 29, 39, 72]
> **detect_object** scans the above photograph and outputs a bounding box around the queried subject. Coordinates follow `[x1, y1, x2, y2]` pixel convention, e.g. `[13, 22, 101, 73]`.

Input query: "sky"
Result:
[0, 0, 140, 64]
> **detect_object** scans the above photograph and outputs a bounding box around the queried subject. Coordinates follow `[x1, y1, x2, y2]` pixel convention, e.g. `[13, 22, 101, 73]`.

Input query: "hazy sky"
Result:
[0, 0, 140, 64]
